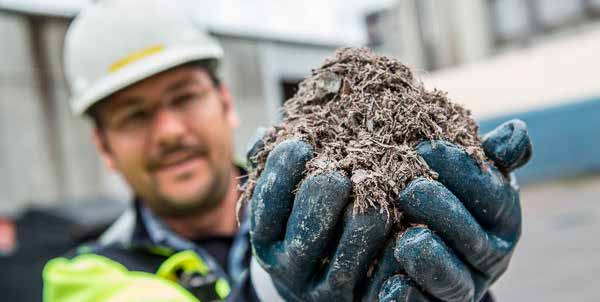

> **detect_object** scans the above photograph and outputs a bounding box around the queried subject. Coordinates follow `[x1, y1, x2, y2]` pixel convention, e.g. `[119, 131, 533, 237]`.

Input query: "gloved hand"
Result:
[366, 119, 533, 302]
[249, 138, 393, 301]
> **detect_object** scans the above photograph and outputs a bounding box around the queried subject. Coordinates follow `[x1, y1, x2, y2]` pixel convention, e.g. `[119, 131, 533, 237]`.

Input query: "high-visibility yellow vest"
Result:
[43, 250, 231, 302]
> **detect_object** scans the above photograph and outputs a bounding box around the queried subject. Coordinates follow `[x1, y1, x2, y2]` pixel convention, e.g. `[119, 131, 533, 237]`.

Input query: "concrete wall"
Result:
[374, 0, 426, 70]
[0, 13, 130, 215]
[375, 0, 492, 70]
[43, 17, 127, 203]
[1, 12, 60, 215]
[218, 37, 268, 158]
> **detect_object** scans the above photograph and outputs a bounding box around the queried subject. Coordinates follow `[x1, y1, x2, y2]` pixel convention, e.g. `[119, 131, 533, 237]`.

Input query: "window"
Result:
[489, 0, 535, 45]
[489, 0, 595, 47]
[584, 0, 600, 17]
[534, 0, 585, 30]
[365, 10, 386, 48]
[280, 78, 302, 104]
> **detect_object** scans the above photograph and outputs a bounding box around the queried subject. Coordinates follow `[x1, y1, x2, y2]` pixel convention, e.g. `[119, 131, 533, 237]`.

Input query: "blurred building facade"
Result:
[4, 0, 600, 214]
[0, 7, 338, 215]
[368, 0, 600, 71]
[368, 0, 600, 183]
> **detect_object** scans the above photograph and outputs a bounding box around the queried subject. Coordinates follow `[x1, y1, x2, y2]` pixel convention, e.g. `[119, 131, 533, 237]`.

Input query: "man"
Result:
[43, 0, 533, 301]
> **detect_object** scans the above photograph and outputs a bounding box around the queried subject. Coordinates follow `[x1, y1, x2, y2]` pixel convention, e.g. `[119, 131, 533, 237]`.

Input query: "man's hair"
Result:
[87, 59, 221, 130]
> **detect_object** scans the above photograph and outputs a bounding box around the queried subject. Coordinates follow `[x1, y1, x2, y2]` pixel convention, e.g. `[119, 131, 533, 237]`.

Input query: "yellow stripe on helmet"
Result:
[109, 44, 164, 73]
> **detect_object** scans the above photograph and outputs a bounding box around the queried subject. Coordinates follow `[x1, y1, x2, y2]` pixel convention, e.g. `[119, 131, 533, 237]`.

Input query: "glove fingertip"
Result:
[298, 171, 352, 205]
[416, 140, 480, 181]
[482, 119, 532, 173]
[415, 140, 438, 158]
[416, 140, 463, 161]
[264, 139, 314, 174]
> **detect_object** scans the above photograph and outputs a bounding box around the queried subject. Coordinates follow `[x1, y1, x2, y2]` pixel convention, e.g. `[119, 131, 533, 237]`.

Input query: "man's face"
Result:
[94, 65, 239, 217]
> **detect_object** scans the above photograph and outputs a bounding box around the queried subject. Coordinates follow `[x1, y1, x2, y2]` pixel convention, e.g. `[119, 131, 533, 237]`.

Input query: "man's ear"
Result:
[92, 128, 117, 170]
[218, 84, 240, 128]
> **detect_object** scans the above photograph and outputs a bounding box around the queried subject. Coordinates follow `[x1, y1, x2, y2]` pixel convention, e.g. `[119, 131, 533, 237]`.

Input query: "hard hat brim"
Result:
[70, 44, 223, 115]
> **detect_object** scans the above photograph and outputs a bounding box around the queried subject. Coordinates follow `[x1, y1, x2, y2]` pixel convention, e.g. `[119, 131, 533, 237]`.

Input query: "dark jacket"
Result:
[54, 198, 260, 302]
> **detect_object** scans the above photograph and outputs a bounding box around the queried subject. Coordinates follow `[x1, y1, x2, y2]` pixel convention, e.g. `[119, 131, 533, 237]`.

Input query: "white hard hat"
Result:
[64, 0, 224, 115]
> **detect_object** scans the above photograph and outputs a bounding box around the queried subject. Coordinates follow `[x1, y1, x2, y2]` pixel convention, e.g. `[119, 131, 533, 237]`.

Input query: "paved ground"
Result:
[492, 176, 600, 301]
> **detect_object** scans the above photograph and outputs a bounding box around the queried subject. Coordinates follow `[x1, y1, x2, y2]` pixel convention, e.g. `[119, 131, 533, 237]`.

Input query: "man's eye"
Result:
[172, 93, 197, 107]
[116, 109, 150, 128]
[127, 109, 150, 120]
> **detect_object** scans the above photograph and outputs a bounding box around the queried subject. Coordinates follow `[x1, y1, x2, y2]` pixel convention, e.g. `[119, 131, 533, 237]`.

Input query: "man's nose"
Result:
[150, 109, 186, 146]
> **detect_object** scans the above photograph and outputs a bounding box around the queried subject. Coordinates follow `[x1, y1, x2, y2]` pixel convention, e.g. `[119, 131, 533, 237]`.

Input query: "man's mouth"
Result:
[151, 152, 205, 178]
[158, 153, 196, 168]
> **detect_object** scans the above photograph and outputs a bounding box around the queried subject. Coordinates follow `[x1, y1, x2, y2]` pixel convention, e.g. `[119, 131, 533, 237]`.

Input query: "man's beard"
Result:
[150, 162, 231, 218]
[145, 139, 232, 218]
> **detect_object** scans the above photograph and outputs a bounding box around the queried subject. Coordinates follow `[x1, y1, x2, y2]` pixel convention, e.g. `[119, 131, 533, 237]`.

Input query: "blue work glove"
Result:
[366, 119, 532, 302]
[249, 139, 393, 301]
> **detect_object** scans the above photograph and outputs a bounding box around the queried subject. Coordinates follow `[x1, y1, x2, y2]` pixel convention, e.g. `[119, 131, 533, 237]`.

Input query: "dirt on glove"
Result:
[240, 47, 487, 225]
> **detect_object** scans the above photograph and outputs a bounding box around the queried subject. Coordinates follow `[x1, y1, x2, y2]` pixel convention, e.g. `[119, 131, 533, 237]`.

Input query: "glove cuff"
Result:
[250, 257, 285, 302]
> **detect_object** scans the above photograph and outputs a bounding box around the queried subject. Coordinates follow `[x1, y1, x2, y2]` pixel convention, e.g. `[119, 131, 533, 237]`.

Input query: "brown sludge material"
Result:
[241, 47, 487, 226]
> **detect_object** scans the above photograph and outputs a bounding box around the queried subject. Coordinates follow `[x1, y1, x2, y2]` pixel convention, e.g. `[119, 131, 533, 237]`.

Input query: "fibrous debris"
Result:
[240, 47, 487, 225]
